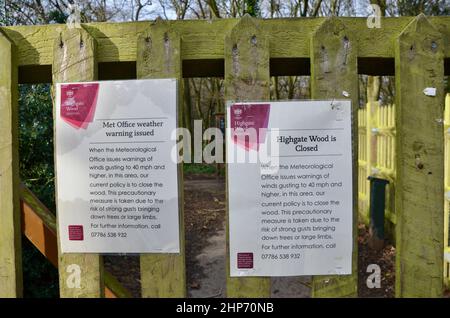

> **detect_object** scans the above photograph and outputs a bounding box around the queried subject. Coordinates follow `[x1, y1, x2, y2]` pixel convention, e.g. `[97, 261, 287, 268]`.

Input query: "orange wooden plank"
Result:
[19, 185, 124, 298]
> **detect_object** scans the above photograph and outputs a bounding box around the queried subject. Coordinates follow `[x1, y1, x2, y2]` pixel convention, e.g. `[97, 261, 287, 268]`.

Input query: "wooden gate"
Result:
[0, 14, 449, 298]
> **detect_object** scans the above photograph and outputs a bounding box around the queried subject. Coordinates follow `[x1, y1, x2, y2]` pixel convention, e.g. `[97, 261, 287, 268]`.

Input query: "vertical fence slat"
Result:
[366, 101, 377, 221]
[224, 15, 271, 298]
[53, 27, 104, 298]
[394, 14, 445, 297]
[137, 19, 186, 298]
[445, 93, 450, 287]
[0, 30, 22, 298]
[310, 17, 359, 297]
[358, 103, 367, 223]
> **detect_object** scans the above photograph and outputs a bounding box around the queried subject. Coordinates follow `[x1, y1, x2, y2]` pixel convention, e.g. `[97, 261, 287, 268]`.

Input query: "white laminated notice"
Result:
[55, 79, 180, 254]
[227, 101, 353, 276]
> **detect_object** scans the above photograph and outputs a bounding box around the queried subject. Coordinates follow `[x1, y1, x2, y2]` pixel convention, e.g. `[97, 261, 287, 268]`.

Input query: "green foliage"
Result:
[22, 238, 59, 298]
[183, 163, 217, 175]
[0, 0, 7, 25]
[19, 84, 56, 212]
[18, 84, 58, 298]
[244, 0, 260, 17]
[395, 0, 449, 16]
[48, 10, 68, 24]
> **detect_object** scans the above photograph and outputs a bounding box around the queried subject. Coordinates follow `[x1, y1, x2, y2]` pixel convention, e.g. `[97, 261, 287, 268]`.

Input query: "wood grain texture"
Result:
[1, 17, 449, 67]
[52, 27, 104, 298]
[137, 19, 186, 298]
[394, 14, 445, 298]
[310, 17, 359, 298]
[224, 15, 271, 298]
[0, 29, 22, 298]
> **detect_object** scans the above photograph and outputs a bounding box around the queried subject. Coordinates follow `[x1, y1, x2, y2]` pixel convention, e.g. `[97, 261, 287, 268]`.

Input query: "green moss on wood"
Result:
[394, 14, 445, 298]
[310, 17, 359, 298]
[1, 17, 449, 67]
[137, 19, 186, 298]
[0, 29, 22, 298]
[224, 15, 271, 298]
[52, 26, 104, 298]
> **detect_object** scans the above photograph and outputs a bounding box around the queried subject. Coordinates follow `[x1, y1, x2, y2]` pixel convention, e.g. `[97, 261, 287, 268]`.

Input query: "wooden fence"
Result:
[358, 101, 396, 225]
[358, 94, 450, 288]
[0, 15, 449, 298]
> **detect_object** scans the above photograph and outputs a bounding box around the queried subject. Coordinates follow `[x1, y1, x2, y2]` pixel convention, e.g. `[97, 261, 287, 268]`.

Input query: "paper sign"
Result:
[227, 101, 353, 276]
[55, 79, 180, 254]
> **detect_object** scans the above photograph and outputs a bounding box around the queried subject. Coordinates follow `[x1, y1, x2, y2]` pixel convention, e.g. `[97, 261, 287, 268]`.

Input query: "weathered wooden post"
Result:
[446, 94, 450, 288]
[394, 14, 445, 297]
[310, 17, 359, 297]
[137, 19, 186, 297]
[224, 15, 271, 298]
[0, 30, 22, 298]
[53, 26, 104, 297]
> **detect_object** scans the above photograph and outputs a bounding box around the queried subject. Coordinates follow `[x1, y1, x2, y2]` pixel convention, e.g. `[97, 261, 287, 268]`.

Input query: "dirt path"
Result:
[184, 177, 227, 297]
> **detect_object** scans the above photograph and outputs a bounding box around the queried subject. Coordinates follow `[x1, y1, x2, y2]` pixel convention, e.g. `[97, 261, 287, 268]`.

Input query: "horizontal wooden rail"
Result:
[19, 183, 132, 298]
[1, 17, 449, 83]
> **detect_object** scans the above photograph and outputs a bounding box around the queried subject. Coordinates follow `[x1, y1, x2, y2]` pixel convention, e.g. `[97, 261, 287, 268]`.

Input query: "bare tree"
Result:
[3, 0, 158, 25]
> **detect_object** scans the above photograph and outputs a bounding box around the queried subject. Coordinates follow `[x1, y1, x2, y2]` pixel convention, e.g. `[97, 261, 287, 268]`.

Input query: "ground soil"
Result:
[357, 224, 395, 297]
[104, 174, 412, 298]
